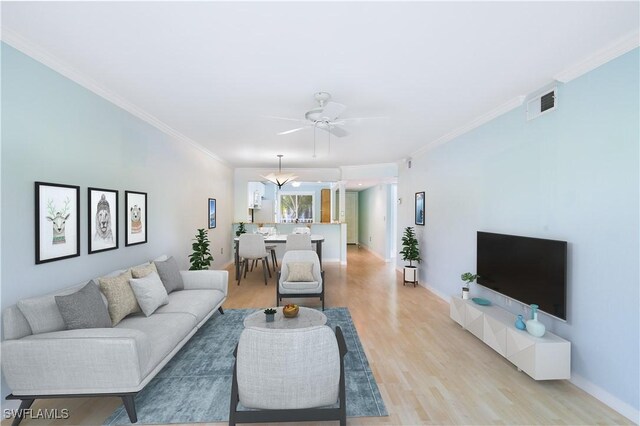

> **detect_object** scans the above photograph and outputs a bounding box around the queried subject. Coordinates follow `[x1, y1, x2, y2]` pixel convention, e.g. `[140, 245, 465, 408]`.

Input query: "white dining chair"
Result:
[285, 233, 312, 251]
[238, 234, 271, 286]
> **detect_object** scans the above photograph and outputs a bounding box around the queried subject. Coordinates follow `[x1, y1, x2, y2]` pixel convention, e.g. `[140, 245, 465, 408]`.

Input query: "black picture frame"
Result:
[88, 187, 119, 254]
[125, 191, 147, 246]
[35, 181, 81, 264]
[415, 191, 425, 226]
[208, 198, 217, 229]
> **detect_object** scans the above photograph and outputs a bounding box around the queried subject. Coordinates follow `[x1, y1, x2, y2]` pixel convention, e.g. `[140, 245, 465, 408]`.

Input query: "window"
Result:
[279, 193, 314, 223]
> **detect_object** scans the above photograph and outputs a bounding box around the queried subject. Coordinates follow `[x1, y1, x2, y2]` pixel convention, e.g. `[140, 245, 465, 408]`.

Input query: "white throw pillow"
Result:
[129, 272, 169, 316]
[286, 262, 315, 282]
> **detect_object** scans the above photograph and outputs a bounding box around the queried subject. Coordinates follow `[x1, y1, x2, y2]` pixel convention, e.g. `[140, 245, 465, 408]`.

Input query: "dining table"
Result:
[233, 234, 325, 281]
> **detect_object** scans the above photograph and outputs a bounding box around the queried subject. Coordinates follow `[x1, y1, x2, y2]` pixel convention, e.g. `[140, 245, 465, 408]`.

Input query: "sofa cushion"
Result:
[129, 272, 169, 316]
[116, 312, 196, 377]
[99, 270, 140, 326]
[55, 282, 112, 330]
[131, 263, 158, 279]
[155, 289, 224, 324]
[154, 257, 184, 293]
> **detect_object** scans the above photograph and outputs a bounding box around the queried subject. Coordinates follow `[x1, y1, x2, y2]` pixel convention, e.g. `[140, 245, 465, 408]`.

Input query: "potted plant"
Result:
[235, 222, 247, 237]
[400, 226, 421, 286]
[264, 308, 277, 322]
[189, 228, 214, 270]
[461, 272, 479, 299]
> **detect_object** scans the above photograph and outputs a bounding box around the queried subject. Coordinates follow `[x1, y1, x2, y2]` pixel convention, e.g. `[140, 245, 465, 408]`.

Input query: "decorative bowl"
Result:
[283, 304, 299, 318]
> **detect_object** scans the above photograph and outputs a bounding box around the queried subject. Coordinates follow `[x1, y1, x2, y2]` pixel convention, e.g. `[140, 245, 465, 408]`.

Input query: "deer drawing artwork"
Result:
[47, 197, 71, 245]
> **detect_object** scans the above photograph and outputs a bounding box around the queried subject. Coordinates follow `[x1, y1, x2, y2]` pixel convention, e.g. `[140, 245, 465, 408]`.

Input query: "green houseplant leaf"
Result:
[399, 226, 421, 267]
[189, 228, 214, 270]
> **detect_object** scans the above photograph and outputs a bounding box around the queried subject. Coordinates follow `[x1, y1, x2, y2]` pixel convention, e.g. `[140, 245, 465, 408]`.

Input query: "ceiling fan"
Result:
[269, 92, 383, 138]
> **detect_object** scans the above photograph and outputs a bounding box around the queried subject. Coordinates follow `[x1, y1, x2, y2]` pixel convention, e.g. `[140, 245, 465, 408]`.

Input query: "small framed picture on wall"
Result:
[208, 198, 217, 229]
[88, 187, 118, 254]
[35, 181, 81, 264]
[125, 191, 147, 246]
[415, 191, 425, 226]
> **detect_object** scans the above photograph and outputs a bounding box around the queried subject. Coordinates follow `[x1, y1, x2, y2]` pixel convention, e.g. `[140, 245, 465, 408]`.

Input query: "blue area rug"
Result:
[105, 308, 387, 424]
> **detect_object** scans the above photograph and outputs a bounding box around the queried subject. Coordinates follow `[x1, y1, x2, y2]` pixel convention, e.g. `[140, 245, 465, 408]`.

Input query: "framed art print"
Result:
[88, 187, 118, 254]
[208, 198, 217, 229]
[415, 191, 425, 226]
[35, 182, 80, 264]
[125, 191, 147, 246]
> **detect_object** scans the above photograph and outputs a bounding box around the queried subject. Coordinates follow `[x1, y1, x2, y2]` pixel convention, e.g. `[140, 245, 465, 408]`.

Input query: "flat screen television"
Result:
[477, 232, 567, 320]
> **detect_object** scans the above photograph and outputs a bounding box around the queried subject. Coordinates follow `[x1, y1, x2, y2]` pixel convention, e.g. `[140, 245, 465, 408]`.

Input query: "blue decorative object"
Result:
[529, 303, 539, 319]
[515, 314, 526, 330]
[472, 297, 491, 306]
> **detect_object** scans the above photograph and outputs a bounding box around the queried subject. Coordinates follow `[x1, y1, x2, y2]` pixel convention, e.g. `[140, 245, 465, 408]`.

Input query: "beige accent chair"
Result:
[229, 325, 347, 425]
[237, 234, 271, 286]
[277, 250, 324, 310]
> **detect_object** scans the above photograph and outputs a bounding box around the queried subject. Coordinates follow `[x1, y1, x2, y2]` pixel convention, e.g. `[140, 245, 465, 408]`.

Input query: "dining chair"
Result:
[237, 234, 271, 286]
[258, 227, 278, 270]
[285, 233, 312, 251]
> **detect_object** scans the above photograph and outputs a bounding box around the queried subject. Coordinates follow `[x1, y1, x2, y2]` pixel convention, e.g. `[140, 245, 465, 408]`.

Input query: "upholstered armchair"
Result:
[229, 325, 347, 425]
[277, 250, 324, 310]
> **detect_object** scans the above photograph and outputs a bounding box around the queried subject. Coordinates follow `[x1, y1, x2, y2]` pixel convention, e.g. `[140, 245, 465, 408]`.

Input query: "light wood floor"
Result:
[10, 246, 631, 425]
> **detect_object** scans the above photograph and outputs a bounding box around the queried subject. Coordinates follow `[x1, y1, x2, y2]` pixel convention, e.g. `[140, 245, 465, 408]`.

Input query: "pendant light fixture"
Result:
[261, 155, 298, 189]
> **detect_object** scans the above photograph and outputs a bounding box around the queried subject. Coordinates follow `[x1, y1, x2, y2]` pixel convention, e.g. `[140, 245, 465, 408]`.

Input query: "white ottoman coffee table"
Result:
[243, 306, 327, 330]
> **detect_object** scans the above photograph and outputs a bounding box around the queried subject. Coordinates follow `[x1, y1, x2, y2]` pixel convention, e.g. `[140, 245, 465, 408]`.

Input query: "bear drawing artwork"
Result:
[125, 190, 147, 246]
[130, 205, 142, 234]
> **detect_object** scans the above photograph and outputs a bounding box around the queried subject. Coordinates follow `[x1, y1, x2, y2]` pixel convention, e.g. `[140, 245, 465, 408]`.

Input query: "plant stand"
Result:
[403, 266, 418, 287]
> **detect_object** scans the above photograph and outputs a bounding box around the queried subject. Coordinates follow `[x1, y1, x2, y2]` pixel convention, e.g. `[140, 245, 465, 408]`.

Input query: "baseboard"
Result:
[570, 374, 639, 423]
[358, 244, 388, 262]
[423, 283, 451, 303]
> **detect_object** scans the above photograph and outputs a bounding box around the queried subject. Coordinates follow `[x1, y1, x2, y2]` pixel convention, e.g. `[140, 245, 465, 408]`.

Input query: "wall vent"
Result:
[527, 87, 557, 120]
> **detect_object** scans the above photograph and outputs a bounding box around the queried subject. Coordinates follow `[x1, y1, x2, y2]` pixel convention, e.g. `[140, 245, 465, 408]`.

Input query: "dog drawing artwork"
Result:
[94, 194, 114, 242]
[130, 205, 143, 234]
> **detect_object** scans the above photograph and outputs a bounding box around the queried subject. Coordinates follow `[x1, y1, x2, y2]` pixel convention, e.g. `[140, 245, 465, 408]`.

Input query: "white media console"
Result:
[450, 296, 571, 380]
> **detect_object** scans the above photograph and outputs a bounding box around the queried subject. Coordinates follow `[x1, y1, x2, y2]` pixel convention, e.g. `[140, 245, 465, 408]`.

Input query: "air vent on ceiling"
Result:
[527, 87, 557, 121]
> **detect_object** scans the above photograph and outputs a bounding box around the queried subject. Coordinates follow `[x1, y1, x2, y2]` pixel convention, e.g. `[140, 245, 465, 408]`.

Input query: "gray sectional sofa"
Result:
[1, 257, 228, 424]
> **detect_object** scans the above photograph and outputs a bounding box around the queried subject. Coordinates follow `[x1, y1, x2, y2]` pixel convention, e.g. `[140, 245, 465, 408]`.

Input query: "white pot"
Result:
[462, 287, 469, 300]
[404, 266, 417, 283]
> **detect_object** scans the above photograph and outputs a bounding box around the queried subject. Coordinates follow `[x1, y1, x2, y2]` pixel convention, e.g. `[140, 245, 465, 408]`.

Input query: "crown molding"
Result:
[554, 30, 639, 83]
[1, 27, 228, 166]
[411, 95, 526, 158]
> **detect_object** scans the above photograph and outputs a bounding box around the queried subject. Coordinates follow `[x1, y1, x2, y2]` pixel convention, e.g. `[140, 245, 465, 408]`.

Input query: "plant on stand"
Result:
[189, 228, 214, 270]
[400, 226, 421, 287]
[460, 272, 479, 300]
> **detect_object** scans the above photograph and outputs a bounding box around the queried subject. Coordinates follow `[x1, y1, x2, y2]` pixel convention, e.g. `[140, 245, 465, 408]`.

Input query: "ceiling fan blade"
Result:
[277, 126, 310, 136]
[321, 102, 346, 121]
[340, 116, 389, 122]
[328, 125, 349, 137]
[263, 115, 306, 123]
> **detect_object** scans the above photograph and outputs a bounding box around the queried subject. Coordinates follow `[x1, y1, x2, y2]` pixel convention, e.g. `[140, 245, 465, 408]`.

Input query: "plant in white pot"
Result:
[400, 226, 421, 286]
[460, 272, 479, 299]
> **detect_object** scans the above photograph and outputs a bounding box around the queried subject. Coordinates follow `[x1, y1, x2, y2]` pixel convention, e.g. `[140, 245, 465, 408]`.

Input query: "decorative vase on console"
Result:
[515, 314, 526, 330]
[525, 304, 546, 337]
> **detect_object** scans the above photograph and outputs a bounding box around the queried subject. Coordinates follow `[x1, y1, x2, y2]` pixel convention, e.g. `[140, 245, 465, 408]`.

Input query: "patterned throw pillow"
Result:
[154, 257, 184, 293]
[131, 262, 158, 279]
[55, 282, 112, 330]
[98, 269, 140, 326]
[286, 262, 315, 282]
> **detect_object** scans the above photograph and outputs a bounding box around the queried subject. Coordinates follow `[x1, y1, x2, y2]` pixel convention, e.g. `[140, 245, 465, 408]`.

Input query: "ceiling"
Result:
[2, 2, 639, 169]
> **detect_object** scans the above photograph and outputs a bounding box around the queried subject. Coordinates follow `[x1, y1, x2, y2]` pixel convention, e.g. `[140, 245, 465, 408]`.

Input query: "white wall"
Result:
[358, 185, 394, 261]
[1, 44, 234, 402]
[397, 49, 639, 420]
